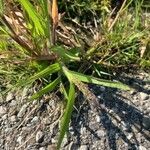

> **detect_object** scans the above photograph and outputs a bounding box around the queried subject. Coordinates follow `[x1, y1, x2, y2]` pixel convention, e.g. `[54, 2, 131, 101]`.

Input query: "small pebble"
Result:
[36, 130, 44, 143]
[17, 104, 28, 118]
[2, 114, 7, 120]
[130, 89, 136, 95]
[121, 122, 131, 132]
[16, 136, 23, 145]
[139, 145, 147, 150]
[140, 92, 149, 100]
[9, 100, 17, 106]
[10, 115, 17, 122]
[79, 145, 88, 150]
[96, 115, 101, 122]
[31, 116, 39, 124]
[97, 95, 101, 99]
[47, 144, 57, 150]
[5, 128, 12, 133]
[127, 133, 133, 140]
[97, 130, 105, 137]
[51, 138, 57, 144]
[0, 106, 7, 116]
[6, 92, 14, 102]
[39, 147, 46, 150]
[80, 127, 86, 135]
[32, 100, 38, 105]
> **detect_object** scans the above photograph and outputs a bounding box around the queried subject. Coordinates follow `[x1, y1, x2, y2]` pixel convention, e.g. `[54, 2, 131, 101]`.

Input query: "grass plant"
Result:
[0, 0, 149, 149]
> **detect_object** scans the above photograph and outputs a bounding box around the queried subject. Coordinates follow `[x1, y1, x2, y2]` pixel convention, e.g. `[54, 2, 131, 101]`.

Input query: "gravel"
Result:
[6, 92, 14, 102]
[140, 92, 149, 100]
[17, 104, 28, 118]
[0, 71, 150, 150]
[36, 130, 44, 143]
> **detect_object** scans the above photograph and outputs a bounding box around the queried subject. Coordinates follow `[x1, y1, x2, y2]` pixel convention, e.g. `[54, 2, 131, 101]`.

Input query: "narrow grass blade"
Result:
[52, 46, 80, 61]
[30, 76, 61, 100]
[18, 0, 44, 34]
[65, 69, 130, 90]
[46, 0, 52, 46]
[61, 65, 73, 82]
[60, 82, 69, 100]
[0, 69, 16, 75]
[17, 63, 61, 87]
[57, 82, 75, 149]
[29, 63, 60, 80]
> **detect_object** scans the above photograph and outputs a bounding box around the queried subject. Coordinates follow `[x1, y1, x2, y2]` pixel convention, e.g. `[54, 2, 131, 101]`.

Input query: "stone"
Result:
[142, 116, 150, 130]
[26, 123, 32, 127]
[121, 122, 131, 132]
[17, 104, 27, 118]
[96, 130, 105, 137]
[9, 100, 17, 106]
[22, 127, 31, 132]
[16, 136, 23, 145]
[47, 144, 57, 150]
[97, 95, 101, 99]
[96, 115, 101, 122]
[80, 127, 86, 135]
[51, 138, 57, 144]
[127, 133, 133, 140]
[39, 147, 46, 150]
[36, 130, 44, 143]
[0, 106, 7, 116]
[32, 100, 38, 105]
[2, 114, 7, 120]
[31, 116, 39, 124]
[139, 145, 147, 150]
[6, 92, 14, 102]
[5, 128, 12, 133]
[130, 89, 136, 95]
[79, 145, 88, 150]
[140, 92, 149, 100]
[10, 115, 17, 122]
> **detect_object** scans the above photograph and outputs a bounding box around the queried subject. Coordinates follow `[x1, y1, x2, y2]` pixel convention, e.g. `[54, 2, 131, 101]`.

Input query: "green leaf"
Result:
[31, 77, 61, 100]
[61, 65, 73, 82]
[17, 63, 61, 87]
[57, 82, 75, 149]
[60, 82, 69, 100]
[18, 0, 45, 34]
[30, 63, 60, 80]
[52, 46, 80, 61]
[64, 69, 130, 90]
[0, 26, 9, 35]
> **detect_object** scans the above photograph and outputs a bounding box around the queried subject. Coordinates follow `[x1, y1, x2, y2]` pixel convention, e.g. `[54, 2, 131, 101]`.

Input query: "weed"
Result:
[0, 0, 149, 149]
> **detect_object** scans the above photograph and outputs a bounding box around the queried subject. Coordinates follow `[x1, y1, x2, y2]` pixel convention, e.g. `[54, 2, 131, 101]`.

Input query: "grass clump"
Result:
[0, 0, 149, 149]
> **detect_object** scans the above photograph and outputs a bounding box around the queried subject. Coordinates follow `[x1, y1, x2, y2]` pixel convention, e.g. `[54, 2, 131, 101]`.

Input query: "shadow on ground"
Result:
[70, 73, 150, 150]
